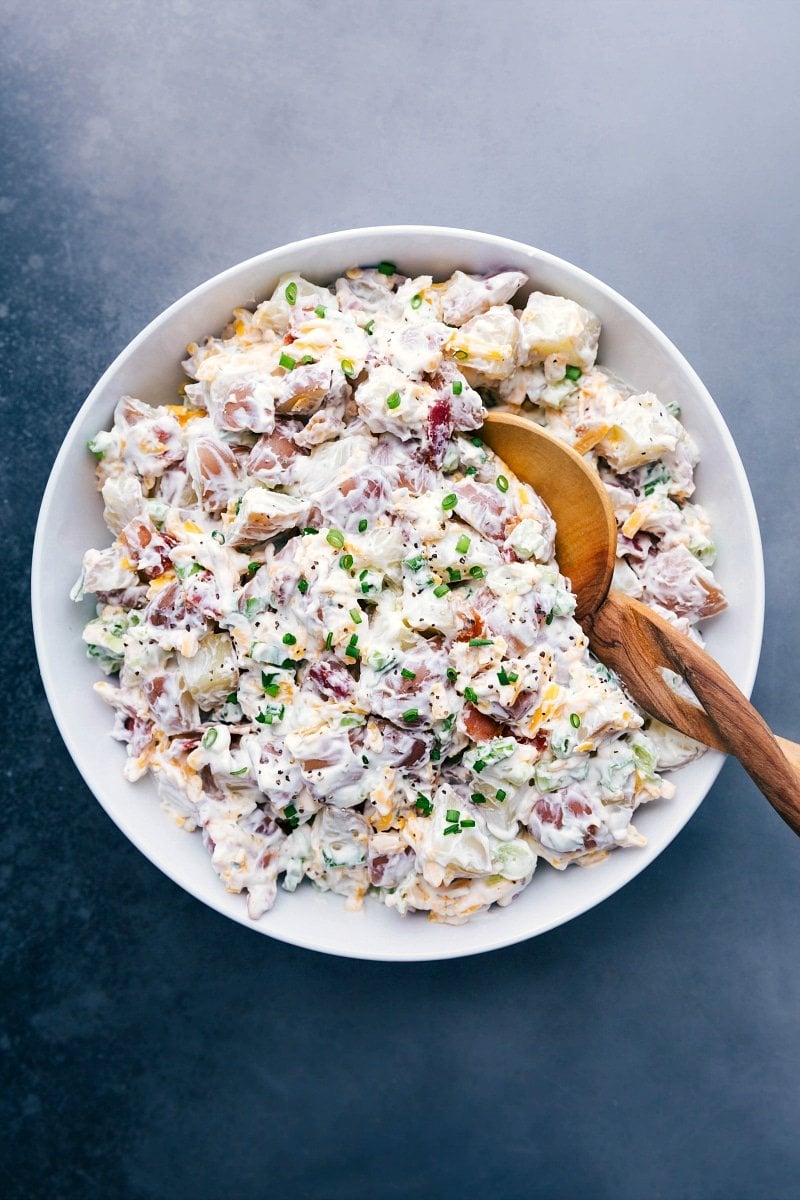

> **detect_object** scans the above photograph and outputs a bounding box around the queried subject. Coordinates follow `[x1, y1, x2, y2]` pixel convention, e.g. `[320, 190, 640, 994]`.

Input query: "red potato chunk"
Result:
[306, 658, 356, 703]
[248, 420, 308, 484]
[143, 674, 199, 735]
[118, 517, 176, 580]
[188, 437, 242, 512]
[275, 363, 333, 416]
[636, 544, 727, 619]
[439, 270, 527, 326]
[452, 478, 516, 542]
[216, 380, 275, 433]
[379, 721, 434, 767]
[368, 844, 416, 887]
[144, 580, 207, 632]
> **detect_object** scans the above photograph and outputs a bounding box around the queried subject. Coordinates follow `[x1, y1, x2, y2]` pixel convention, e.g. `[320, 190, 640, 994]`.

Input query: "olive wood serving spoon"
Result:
[482, 409, 800, 835]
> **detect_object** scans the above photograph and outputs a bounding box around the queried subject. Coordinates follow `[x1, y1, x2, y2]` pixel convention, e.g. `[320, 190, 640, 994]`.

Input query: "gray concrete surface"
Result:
[2, 2, 799, 1197]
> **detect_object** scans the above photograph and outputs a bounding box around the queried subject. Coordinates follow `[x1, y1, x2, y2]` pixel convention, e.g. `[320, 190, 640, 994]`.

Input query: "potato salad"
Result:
[73, 263, 726, 924]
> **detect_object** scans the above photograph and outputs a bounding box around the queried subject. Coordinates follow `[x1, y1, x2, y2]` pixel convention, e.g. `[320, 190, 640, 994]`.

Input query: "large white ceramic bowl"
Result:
[32, 226, 764, 960]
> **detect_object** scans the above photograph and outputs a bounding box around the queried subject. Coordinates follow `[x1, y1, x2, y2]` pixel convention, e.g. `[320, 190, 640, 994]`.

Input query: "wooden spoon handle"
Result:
[587, 590, 800, 835]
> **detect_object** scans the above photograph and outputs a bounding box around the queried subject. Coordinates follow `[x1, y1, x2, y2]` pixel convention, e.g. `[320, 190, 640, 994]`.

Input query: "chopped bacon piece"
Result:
[463, 704, 505, 742]
[425, 395, 454, 467]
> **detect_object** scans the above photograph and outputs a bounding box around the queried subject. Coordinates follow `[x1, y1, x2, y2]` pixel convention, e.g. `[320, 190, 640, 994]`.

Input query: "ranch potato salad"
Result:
[72, 263, 726, 924]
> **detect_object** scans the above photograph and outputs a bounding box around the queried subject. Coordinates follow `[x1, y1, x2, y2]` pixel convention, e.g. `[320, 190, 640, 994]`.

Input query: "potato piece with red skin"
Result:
[248, 420, 308, 485]
[187, 436, 242, 513]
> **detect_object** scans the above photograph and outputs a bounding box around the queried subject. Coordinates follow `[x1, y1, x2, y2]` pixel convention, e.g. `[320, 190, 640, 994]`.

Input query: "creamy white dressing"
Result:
[75, 265, 724, 924]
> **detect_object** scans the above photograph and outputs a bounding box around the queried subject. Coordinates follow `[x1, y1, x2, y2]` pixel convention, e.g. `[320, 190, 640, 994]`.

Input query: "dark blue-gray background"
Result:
[2, 2, 799, 1197]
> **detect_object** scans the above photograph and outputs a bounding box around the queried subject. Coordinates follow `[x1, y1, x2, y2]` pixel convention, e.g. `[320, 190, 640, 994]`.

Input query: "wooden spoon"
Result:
[482, 409, 800, 835]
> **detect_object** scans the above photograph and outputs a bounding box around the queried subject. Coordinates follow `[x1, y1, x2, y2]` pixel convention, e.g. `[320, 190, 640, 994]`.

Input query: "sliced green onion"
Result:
[446, 668, 457, 683]
[364, 318, 375, 335]
[280, 658, 297, 671]
[460, 819, 476, 828]
[341, 358, 355, 377]
[350, 607, 362, 624]
[455, 534, 471, 554]
[386, 391, 401, 409]
[302, 526, 319, 535]
[401, 668, 416, 679]
[284, 281, 298, 305]
[496, 788, 507, 801]
[402, 708, 419, 723]
[279, 351, 296, 371]
[443, 824, 460, 835]
[345, 644, 360, 659]
[377, 261, 396, 275]
[340, 553, 354, 570]
[284, 803, 298, 818]
[469, 637, 493, 647]
[508, 671, 519, 683]
[327, 529, 345, 549]
[415, 794, 433, 816]
[496, 474, 509, 493]
[226, 692, 238, 704]
[464, 465, 477, 476]
[347, 633, 359, 646]
[570, 712, 582, 729]
[325, 632, 333, 651]
[410, 293, 423, 309]
[565, 364, 582, 381]
[447, 568, 461, 582]
[469, 565, 485, 579]
[471, 793, 486, 805]
[473, 758, 486, 773]
[299, 354, 315, 365]
[471, 436, 483, 447]
[202, 729, 218, 749]
[464, 686, 478, 703]
[430, 746, 441, 762]
[433, 583, 450, 598]
[211, 530, 225, 544]
[446, 808, 460, 823]
[452, 380, 463, 396]
[405, 554, 425, 571]
[265, 684, 281, 698]
[441, 493, 458, 510]
[282, 632, 297, 645]
[314, 305, 326, 318]
[182, 562, 203, 579]
[454, 349, 468, 361]
[358, 518, 368, 533]
[498, 669, 510, 686]
[247, 562, 260, 575]
[545, 611, 554, 625]
[297, 579, 308, 594]
[231, 767, 248, 776]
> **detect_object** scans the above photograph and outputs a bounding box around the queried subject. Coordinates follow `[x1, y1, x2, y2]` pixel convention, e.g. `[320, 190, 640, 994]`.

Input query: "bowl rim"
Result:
[31, 224, 765, 960]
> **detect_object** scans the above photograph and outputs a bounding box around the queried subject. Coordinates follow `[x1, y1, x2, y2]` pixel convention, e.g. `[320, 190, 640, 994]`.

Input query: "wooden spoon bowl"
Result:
[482, 409, 800, 834]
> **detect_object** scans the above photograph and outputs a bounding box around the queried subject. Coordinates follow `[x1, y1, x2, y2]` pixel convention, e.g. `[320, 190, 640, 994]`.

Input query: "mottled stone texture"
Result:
[3, 2, 800, 1197]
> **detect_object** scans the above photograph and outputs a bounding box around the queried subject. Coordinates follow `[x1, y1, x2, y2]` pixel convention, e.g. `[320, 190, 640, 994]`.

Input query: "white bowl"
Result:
[32, 226, 764, 961]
